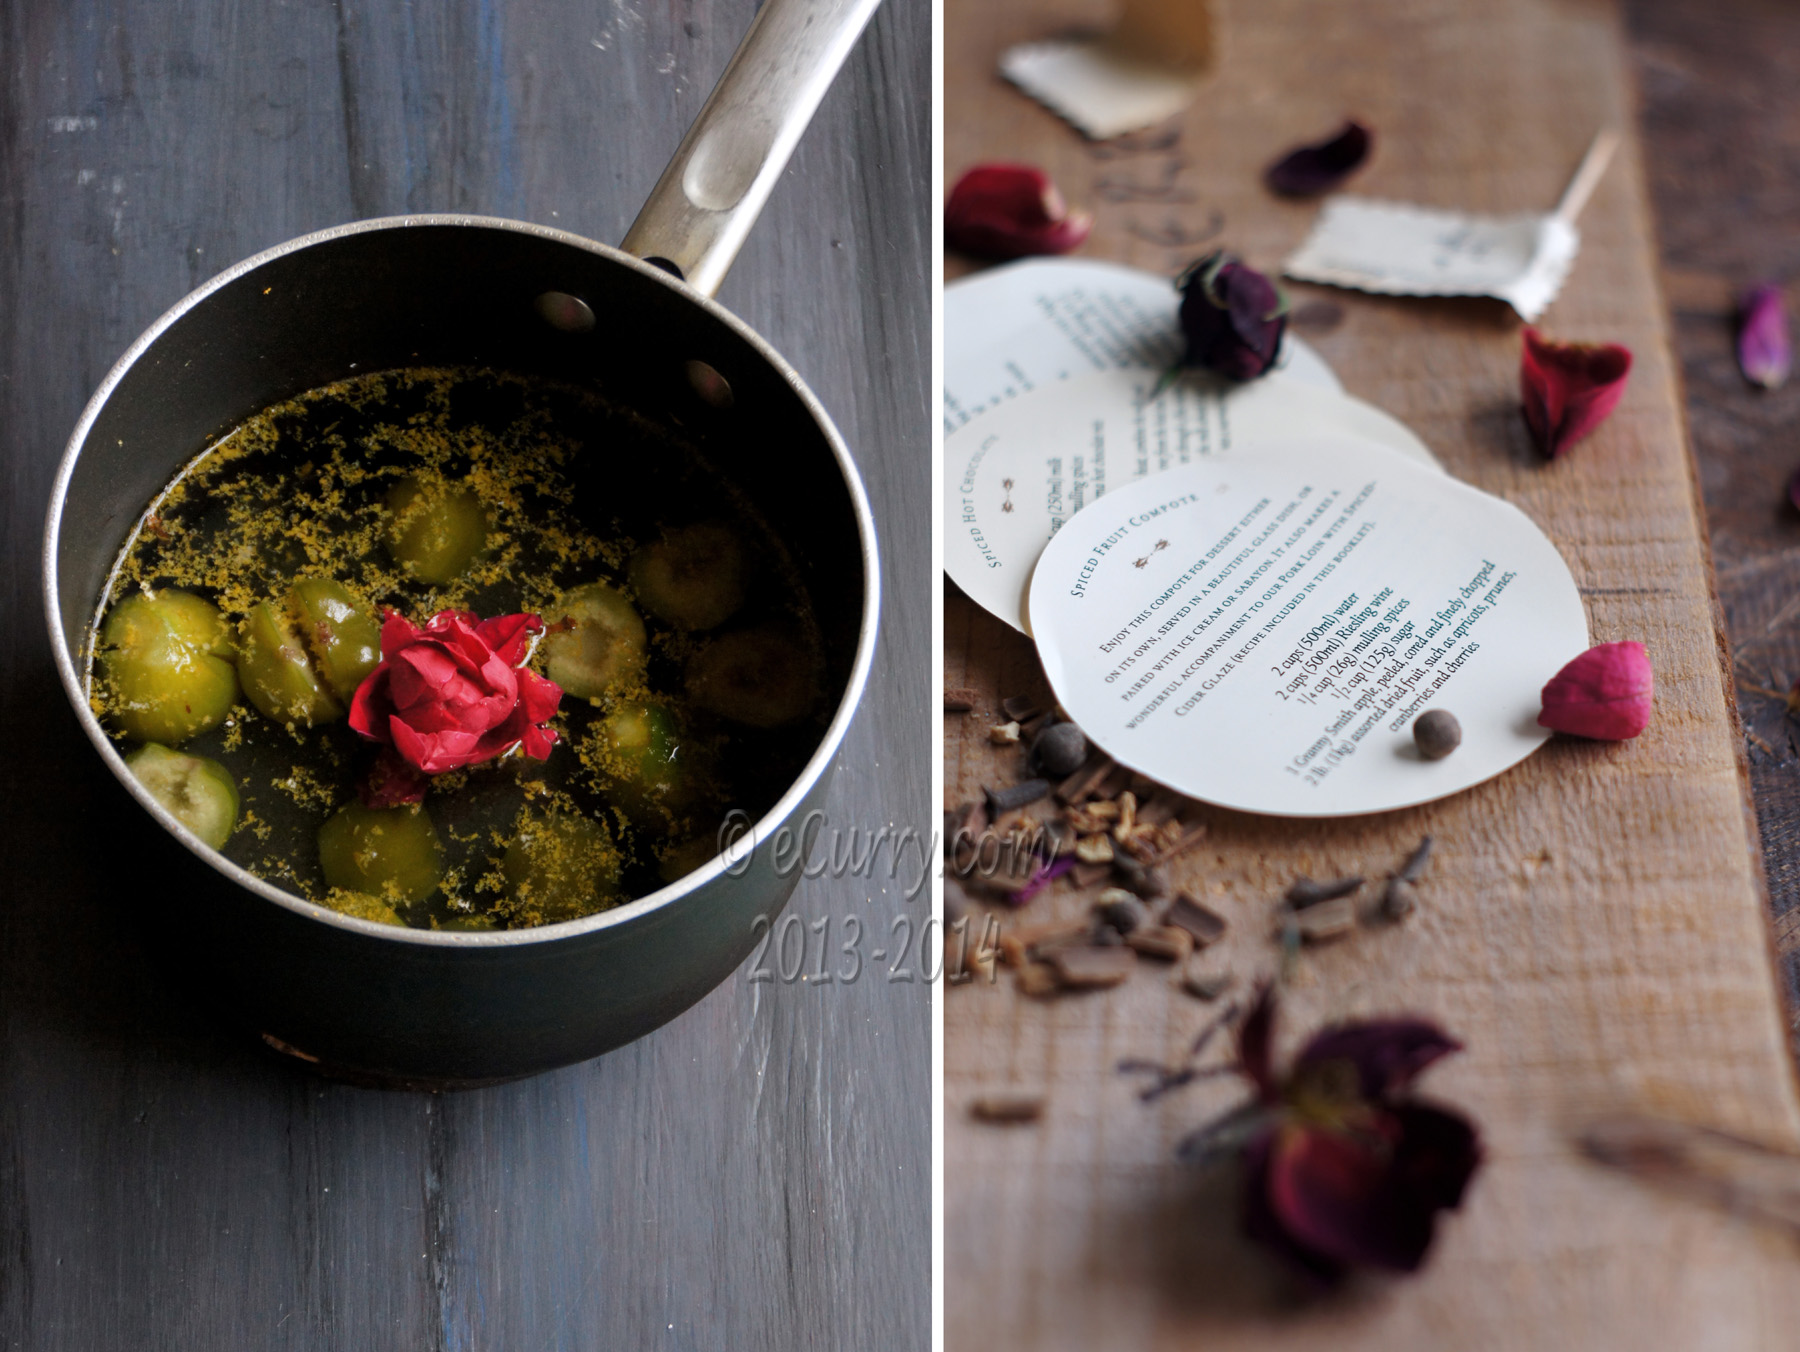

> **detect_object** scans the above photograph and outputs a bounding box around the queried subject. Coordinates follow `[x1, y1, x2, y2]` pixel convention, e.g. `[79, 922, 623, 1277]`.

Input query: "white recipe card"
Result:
[944, 366, 1442, 633]
[1027, 440, 1588, 817]
[944, 257, 1340, 436]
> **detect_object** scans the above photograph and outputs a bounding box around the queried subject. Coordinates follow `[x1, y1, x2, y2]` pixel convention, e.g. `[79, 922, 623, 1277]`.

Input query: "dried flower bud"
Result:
[1520, 328, 1632, 460]
[1175, 251, 1288, 382]
[945, 163, 1093, 261]
[1264, 120, 1373, 197]
[1538, 641, 1653, 740]
[1738, 284, 1791, 390]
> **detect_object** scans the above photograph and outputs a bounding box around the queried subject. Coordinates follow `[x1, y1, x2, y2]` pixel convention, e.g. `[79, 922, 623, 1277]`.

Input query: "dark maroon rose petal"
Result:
[1265, 120, 1373, 197]
[1295, 1019, 1464, 1100]
[1241, 1128, 1349, 1285]
[1264, 1115, 1436, 1273]
[1387, 1101, 1483, 1216]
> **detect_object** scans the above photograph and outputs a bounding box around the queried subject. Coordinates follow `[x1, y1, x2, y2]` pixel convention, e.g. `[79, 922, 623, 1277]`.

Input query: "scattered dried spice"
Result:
[1580, 1114, 1800, 1238]
[1074, 833, 1115, 864]
[971, 1092, 1047, 1124]
[1291, 895, 1356, 943]
[1284, 876, 1362, 909]
[1167, 892, 1227, 947]
[1126, 925, 1194, 963]
[1050, 945, 1136, 988]
[1411, 708, 1461, 760]
[1119, 1002, 1243, 1101]
[945, 163, 1093, 261]
[1397, 836, 1433, 882]
[1381, 879, 1418, 921]
[1181, 968, 1234, 1002]
[1173, 251, 1288, 382]
[1096, 889, 1148, 934]
[1055, 752, 1116, 805]
[984, 778, 1050, 817]
[1538, 641, 1653, 740]
[1383, 836, 1432, 918]
[1031, 721, 1088, 777]
[1016, 962, 1062, 998]
[1177, 985, 1482, 1284]
[1264, 119, 1373, 197]
[1520, 328, 1632, 460]
[1001, 695, 1042, 722]
[1738, 284, 1790, 391]
[1000, 917, 1091, 969]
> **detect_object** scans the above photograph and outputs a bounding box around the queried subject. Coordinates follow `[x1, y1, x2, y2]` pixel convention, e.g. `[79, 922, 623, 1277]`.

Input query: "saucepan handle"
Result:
[621, 0, 885, 298]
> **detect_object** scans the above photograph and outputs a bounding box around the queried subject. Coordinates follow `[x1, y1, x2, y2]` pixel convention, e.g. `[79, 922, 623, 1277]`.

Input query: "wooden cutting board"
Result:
[943, 0, 1800, 1345]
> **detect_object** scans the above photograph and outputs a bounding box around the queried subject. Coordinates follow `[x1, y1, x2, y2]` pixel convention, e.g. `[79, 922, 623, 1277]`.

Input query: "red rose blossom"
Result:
[349, 610, 562, 806]
[1179, 985, 1482, 1285]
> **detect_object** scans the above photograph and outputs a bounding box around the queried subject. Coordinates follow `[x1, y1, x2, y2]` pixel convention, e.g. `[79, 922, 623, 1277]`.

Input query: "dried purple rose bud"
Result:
[1739, 284, 1791, 390]
[1265, 120, 1373, 197]
[1174, 251, 1289, 382]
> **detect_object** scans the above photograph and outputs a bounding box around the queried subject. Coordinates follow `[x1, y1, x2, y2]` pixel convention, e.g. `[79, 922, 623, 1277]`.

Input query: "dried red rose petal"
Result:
[1265, 120, 1373, 197]
[945, 163, 1092, 261]
[1739, 284, 1791, 390]
[1520, 328, 1632, 460]
[1176, 251, 1288, 382]
[1537, 640, 1653, 740]
[1187, 984, 1481, 1284]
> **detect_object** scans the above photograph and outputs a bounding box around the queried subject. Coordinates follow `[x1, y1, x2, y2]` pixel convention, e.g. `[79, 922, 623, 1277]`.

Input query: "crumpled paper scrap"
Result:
[1283, 131, 1617, 322]
[1000, 0, 1212, 141]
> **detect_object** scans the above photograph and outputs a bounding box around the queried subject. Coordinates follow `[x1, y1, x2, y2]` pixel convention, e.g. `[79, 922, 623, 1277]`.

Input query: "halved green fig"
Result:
[124, 742, 240, 849]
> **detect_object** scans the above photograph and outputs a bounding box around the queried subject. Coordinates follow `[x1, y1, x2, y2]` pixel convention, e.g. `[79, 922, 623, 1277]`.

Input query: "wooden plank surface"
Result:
[0, 1, 929, 1348]
[1628, 0, 1800, 998]
[945, 0, 1800, 1345]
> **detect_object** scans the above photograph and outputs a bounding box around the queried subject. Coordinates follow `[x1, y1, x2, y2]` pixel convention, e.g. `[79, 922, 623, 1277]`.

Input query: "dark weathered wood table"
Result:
[1628, 0, 1800, 1015]
[0, 2, 929, 1347]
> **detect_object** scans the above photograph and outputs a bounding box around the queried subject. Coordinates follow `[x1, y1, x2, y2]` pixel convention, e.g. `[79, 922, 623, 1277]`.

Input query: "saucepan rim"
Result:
[42, 212, 881, 950]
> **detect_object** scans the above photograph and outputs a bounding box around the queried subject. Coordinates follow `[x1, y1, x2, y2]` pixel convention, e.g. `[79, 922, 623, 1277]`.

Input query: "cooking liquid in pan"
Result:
[85, 367, 825, 930]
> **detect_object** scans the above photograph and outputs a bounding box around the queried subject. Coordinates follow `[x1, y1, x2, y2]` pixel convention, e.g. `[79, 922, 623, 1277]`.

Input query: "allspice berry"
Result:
[1413, 709, 1462, 760]
[1032, 720, 1088, 777]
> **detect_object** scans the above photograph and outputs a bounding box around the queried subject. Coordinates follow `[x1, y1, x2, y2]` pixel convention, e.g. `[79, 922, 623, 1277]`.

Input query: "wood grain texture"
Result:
[1627, 0, 1800, 991]
[945, 0, 1800, 1345]
[0, 1, 929, 1348]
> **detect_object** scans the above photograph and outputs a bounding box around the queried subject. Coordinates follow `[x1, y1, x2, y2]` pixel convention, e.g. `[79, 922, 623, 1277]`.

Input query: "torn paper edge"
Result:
[1000, 38, 1201, 141]
[1283, 198, 1580, 323]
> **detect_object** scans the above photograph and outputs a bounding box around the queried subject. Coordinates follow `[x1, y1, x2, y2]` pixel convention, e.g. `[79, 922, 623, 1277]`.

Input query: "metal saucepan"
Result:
[43, 0, 885, 1086]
